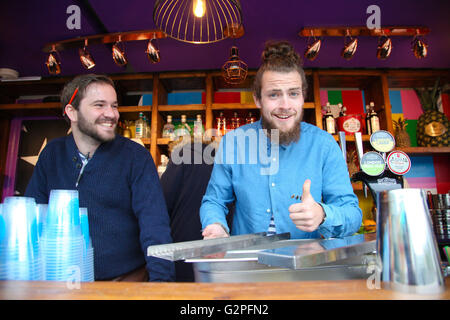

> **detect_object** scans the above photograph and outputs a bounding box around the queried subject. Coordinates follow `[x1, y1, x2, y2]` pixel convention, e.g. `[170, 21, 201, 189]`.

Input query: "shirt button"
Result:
[271, 182, 275, 187]
[76, 163, 82, 169]
[267, 209, 271, 213]
[272, 157, 276, 162]
[72, 157, 77, 162]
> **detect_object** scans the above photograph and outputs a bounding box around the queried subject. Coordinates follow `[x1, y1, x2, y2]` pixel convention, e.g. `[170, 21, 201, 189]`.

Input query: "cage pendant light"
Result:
[153, 0, 242, 44]
[222, 46, 247, 84]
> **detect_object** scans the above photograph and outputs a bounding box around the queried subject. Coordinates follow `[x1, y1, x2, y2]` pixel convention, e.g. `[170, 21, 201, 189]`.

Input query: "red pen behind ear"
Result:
[64, 87, 79, 116]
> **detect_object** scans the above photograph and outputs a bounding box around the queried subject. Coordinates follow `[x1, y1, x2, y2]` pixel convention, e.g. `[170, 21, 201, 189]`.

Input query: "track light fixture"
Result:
[412, 29, 428, 59]
[146, 36, 160, 63]
[304, 31, 321, 61]
[341, 29, 358, 60]
[112, 35, 128, 67]
[376, 31, 392, 60]
[45, 44, 62, 75]
[79, 39, 96, 69]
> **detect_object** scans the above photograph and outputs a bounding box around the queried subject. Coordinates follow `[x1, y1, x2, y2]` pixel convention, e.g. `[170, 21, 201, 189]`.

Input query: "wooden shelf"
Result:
[158, 104, 205, 112]
[333, 134, 371, 142]
[118, 106, 151, 113]
[157, 138, 171, 145]
[0, 102, 60, 111]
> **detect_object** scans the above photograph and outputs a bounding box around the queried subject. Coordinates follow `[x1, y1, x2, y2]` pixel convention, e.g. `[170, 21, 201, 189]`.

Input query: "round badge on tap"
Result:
[370, 130, 395, 153]
[386, 150, 411, 175]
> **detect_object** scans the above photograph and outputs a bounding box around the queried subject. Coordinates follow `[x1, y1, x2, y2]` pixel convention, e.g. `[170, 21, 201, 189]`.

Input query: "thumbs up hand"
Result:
[288, 179, 326, 233]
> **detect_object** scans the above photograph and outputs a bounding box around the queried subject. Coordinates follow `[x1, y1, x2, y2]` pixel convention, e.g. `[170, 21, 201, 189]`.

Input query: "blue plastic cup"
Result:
[79, 207, 90, 250]
[0, 197, 43, 280]
[46, 190, 81, 238]
[0, 204, 4, 244]
[0, 197, 38, 251]
[36, 204, 48, 238]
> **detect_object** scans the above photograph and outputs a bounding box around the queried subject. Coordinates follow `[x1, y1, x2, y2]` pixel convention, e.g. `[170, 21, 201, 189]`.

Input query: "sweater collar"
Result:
[65, 133, 119, 170]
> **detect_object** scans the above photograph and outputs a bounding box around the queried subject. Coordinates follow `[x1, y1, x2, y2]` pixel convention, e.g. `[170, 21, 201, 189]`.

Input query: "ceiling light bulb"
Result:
[193, 0, 206, 18]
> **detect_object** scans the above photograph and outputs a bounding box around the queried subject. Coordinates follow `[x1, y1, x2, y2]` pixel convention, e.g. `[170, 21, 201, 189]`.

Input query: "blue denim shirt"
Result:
[200, 120, 362, 239]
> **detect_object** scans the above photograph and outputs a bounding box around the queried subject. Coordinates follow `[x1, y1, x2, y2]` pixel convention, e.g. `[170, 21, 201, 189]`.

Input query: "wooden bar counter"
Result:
[1, 278, 449, 300]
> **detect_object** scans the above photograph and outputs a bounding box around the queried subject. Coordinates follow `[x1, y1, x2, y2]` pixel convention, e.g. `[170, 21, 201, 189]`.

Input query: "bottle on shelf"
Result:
[216, 112, 227, 136]
[157, 154, 169, 178]
[365, 104, 372, 135]
[323, 102, 336, 134]
[175, 114, 191, 139]
[135, 112, 145, 139]
[193, 114, 204, 142]
[122, 120, 132, 138]
[162, 115, 175, 140]
[231, 112, 241, 130]
[338, 103, 346, 117]
[245, 111, 256, 124]
[369, 102, 380, 134]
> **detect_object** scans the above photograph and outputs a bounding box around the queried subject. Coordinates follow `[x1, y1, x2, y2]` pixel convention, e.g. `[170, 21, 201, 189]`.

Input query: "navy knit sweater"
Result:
[25, 134, 174, 281]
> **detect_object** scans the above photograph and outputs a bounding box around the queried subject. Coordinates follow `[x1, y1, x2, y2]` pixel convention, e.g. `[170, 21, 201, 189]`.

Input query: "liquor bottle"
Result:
[216, 112, 227, 136]
[175, 114, 191, 139]
[123, 120, 132, 138]
[157, 155, 169, 178]
[245, 111, 256, 124]
[365, 104, 372, 135]
[235, 112, 241, 128]
[369, 102, 380, 133]
[135, 112, 145, 138]
[231, 112, 237, 130]
[338, 103, 346, 117]
[324, 104, 336, 134]
[193, 114, 204, 142]
[162, 115, 175, 140]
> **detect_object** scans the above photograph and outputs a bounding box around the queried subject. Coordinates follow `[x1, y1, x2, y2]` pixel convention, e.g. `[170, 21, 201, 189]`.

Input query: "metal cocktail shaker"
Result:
[377, 188, 444, 294]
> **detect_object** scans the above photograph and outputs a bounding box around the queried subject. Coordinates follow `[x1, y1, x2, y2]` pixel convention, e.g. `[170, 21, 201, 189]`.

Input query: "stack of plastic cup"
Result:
[41, 190, 84, 281]
[0, 203, 4, 243]
[36, 204, 48, 239]
[79, 207, 94, 282]
[0, 197, 44, 281]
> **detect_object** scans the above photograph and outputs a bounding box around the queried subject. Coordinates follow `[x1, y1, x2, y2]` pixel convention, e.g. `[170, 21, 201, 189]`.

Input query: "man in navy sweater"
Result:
[25, 74, 174, 281]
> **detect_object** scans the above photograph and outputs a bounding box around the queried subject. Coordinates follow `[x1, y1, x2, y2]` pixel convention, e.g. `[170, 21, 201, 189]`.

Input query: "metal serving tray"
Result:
[257, 233, 376, 269]
[185, 233, 376, 283]
[147, 232, 290, 261]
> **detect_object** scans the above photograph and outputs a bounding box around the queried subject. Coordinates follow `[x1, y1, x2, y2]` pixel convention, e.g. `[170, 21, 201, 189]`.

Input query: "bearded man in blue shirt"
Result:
[200, 41, 362, 240]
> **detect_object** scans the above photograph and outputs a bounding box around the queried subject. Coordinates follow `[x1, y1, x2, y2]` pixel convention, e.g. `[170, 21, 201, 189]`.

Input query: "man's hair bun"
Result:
[261, 41, 300, 66]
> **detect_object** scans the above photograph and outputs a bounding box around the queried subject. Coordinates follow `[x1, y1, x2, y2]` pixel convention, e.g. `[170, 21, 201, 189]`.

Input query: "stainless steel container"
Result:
[378, 189, 445, 294]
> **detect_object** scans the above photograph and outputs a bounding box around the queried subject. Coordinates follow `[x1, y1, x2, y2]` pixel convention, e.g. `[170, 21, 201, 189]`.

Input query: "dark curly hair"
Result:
[253, 41, 308, 101]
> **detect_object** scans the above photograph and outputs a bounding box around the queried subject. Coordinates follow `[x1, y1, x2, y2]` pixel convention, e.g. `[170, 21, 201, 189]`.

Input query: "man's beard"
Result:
[77, 111, 117, 144]
[261, 110, 302, 146]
